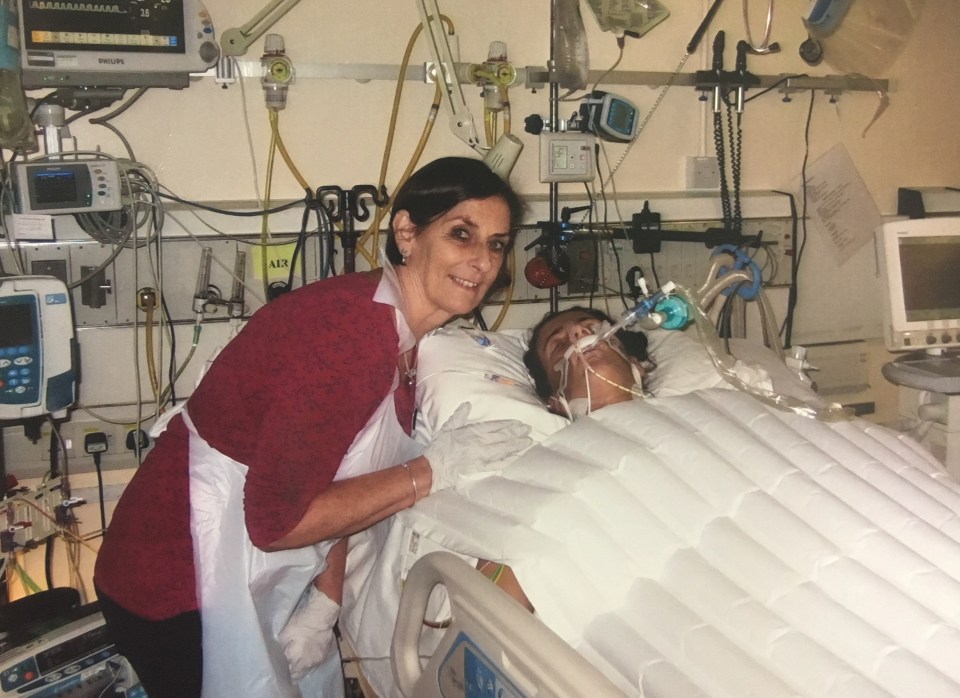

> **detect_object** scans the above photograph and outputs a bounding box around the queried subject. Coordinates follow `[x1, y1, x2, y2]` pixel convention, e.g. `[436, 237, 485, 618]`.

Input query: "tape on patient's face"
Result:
[553, 321, 610, 372]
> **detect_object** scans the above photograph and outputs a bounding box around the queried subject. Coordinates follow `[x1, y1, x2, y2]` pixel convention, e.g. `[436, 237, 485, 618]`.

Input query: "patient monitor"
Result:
[19, 0, 220, 89]
[0, 276, 77, 420]
[876, 217, 960, 355]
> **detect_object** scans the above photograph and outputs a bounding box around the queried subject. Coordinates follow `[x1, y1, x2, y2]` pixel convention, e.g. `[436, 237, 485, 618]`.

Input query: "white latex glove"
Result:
[423, 402, 533, 494]
[278, 586, 341, 681]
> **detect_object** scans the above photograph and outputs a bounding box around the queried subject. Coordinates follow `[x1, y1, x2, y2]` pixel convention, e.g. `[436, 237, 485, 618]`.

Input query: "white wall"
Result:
[58, 1, 960, 207]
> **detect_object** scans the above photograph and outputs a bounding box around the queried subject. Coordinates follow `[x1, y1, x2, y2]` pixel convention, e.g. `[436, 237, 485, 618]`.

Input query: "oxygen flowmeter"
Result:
[0, 276, 78, 420]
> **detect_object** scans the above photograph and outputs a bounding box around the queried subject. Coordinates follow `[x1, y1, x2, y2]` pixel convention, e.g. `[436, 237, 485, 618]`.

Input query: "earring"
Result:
[401, 248, 409, 264]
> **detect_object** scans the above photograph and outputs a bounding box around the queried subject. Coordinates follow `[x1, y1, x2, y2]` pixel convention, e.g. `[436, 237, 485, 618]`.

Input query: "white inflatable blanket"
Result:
[339, 326, 960, 697]
[402, 388, 960, 697]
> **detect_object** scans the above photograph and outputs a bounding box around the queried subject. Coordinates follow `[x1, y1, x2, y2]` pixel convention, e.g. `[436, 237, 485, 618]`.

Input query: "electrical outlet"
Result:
[686, 156, 720, 190]
[125, 428, 151, 452]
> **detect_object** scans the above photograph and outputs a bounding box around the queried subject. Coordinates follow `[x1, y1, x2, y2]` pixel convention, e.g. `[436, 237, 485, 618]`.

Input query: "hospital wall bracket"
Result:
[627, 201, 757, 254]
[415, 0, 481, 151]
[220, 0, 303, 57]
[211, 62, 887, 99]
[693, 33, 760, 113]
[318, 185, 390, 274]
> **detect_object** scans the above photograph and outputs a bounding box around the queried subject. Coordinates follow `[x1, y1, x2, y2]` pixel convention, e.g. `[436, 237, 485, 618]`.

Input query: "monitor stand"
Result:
[882, 350, 960, 395]
[882, 350, 960, 477]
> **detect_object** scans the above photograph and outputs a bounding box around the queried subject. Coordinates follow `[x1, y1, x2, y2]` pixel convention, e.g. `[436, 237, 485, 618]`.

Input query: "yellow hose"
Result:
[487, 249, 516, 331]
[355, 17, 452, 268]
[270, 109, 311, 191]
[261, 119, 279, 298]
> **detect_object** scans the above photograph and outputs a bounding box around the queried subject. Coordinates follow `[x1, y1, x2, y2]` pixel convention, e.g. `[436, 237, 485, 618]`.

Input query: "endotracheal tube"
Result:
[554, 321, 649, 419]
[598, 281, 690, 343]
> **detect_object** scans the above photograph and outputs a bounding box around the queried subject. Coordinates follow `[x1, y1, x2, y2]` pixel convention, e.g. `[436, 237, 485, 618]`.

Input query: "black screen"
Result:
[22, 0, 187, 55]
[899, 236, 960, 321]
[33, 171, 79, 205]
[36, 625, 111, 674]
[0, 303, 34, 348]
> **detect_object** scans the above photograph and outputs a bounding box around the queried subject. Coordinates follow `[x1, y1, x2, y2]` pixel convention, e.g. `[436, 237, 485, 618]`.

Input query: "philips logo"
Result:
[99, 58, 125, 65]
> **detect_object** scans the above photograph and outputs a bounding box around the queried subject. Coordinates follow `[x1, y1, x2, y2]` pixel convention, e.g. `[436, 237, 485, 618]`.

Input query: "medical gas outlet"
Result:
[261, 34, 295, 110]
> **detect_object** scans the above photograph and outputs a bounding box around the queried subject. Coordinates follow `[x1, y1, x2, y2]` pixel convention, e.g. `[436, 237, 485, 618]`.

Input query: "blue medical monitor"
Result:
[0, 276, 77, 420]
[876, 217, 960, 353]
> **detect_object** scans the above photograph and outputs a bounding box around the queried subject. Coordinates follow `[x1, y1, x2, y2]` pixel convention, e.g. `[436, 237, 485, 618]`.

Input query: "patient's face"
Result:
[533, 310, 642, 406]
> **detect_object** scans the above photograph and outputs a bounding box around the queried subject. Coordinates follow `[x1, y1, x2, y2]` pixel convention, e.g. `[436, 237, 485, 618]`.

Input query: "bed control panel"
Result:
[437, 634, 525, 698]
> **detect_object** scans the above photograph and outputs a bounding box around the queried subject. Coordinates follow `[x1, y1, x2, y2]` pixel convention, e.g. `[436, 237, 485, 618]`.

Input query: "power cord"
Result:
[84, 432, 109, 533]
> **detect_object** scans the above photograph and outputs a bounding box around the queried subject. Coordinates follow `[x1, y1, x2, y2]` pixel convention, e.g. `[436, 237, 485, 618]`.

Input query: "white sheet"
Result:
[340, 327, 959, 698]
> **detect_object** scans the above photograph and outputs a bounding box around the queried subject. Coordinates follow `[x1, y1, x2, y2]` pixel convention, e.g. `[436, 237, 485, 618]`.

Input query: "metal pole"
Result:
[548, 0, 560, 313]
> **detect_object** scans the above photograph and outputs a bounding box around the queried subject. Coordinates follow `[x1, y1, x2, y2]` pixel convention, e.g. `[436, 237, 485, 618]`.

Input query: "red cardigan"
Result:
[94, 272, 415, 620]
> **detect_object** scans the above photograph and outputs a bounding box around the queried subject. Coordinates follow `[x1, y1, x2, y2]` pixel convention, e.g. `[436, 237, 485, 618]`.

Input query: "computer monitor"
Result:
[19, 0, 220, 89]
[876, 217, 960, 353]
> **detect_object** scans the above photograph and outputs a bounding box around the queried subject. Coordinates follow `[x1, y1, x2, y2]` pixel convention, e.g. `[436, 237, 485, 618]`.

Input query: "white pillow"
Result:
[414, 324, 738, 442]
[643, 327, 729, 396]
[414, 325, 568, 443]
[414, 318, 835, 447]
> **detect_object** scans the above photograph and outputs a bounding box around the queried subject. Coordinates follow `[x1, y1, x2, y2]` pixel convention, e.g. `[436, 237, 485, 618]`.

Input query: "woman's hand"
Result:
[423, 402, 532, 493]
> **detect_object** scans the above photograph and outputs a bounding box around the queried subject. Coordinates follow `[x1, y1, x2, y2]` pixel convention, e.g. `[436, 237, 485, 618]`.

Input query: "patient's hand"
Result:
[477, 559, 534, 612]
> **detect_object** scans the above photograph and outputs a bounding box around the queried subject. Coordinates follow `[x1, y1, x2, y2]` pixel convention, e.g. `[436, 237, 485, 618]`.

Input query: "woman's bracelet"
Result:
[401, 462, 419, 503]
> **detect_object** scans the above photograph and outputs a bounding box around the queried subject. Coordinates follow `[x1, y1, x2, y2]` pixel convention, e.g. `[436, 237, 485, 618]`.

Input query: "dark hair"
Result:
[523, 306, 652, 399]
[385, 157, 525, 290]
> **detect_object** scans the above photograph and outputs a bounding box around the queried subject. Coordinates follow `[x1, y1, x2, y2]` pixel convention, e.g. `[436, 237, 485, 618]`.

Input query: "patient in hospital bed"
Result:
[468, 306, 654, 608]
[341, 313, 960, 698]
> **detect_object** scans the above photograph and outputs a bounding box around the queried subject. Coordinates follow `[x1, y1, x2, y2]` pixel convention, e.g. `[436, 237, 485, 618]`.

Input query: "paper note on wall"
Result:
[798, 144, 883, 265]
[252, 243, 297, 281]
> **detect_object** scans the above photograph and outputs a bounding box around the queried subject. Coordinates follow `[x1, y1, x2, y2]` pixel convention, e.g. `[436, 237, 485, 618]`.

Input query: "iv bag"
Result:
[584, 0, 671, 39]
[811, 0, 927, 75]
[554, 0, 590, 91]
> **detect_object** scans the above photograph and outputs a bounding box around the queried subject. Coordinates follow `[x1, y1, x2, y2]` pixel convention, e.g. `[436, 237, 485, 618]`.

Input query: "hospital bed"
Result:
[339, 323, 960, 698]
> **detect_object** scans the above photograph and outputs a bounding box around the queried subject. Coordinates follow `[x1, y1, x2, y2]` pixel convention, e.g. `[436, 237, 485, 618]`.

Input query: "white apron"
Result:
[184, 262, 421, 697]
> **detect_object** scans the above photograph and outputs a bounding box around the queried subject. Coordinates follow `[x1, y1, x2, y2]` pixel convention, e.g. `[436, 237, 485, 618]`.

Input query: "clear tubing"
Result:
[555, 325, 646, 418]
[592, 281, 853, 421]
[678, 284, 854, 422]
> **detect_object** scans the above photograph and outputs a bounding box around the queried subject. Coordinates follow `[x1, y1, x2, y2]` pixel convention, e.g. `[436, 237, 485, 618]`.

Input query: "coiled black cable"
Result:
[730, 107, 743, 234]
[714, 109, 732, 229]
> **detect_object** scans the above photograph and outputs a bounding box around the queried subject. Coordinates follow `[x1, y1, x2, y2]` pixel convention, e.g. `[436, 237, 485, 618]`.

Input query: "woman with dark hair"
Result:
[93, 156, 532, 698]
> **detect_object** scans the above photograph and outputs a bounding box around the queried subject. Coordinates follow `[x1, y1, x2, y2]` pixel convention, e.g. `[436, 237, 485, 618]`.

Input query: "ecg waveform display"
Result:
[28, 3, 124, 12]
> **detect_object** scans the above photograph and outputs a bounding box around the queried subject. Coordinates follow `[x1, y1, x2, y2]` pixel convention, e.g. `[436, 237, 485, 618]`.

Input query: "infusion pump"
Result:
[0, 276, 77, 420]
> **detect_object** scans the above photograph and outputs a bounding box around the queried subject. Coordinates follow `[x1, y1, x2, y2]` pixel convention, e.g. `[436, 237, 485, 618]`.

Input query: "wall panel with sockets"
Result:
[2, 234, 326, 327]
